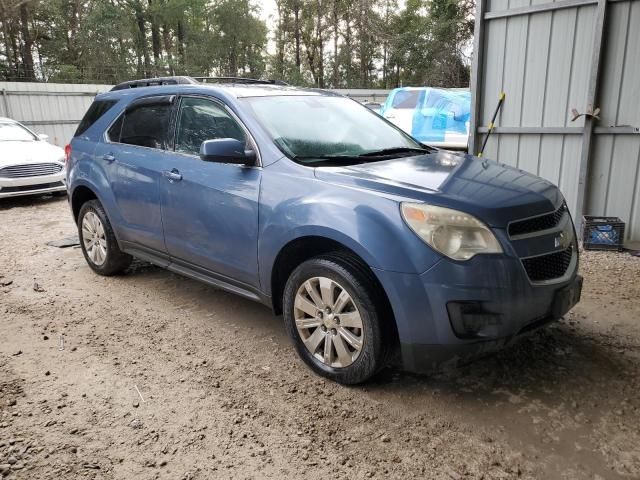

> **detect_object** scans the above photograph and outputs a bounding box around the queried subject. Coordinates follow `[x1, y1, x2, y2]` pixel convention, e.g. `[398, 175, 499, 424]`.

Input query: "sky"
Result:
[257, 0, 278, 25]
[256, 0, 278, 53]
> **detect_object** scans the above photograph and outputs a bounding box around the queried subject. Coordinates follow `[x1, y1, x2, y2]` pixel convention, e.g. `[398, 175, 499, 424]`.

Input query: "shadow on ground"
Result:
[0, 193, 66, 211]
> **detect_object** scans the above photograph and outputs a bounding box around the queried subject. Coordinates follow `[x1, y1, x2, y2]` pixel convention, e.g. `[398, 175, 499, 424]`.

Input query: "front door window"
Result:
[174, 97, 246, 156]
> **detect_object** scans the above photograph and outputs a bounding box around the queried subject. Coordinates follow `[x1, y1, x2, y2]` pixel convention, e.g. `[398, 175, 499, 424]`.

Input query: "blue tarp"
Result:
[380, 87, 471, 143]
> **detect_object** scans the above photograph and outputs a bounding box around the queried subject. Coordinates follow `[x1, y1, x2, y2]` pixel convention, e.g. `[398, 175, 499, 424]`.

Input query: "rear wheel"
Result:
[78, 200, 132, 276]
[283, 253, 388, 384]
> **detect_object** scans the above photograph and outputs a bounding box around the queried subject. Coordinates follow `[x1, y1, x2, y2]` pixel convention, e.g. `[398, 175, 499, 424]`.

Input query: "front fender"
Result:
[258, 163, 442, 295]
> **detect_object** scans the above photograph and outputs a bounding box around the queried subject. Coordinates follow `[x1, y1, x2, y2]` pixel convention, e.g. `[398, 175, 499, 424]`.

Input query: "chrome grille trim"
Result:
[0, 163, 63, 178]
[507, 203, 579, 284]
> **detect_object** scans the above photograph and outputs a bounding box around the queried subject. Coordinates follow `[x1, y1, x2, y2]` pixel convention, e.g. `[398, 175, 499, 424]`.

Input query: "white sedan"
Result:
[0, 117, 67, 198]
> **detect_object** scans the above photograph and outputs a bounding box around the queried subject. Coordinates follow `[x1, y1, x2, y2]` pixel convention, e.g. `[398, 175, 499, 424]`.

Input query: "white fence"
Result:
[0, 82, 390, 148]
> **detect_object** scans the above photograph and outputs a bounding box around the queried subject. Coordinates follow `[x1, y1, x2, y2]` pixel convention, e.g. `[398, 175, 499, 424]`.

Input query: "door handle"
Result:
[163, 169, 183, 182]
[102, 153, 116, 163]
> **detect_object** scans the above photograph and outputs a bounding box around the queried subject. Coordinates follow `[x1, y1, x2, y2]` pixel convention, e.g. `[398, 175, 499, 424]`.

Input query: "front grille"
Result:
[522, 245, 573, 282]
[0, 163, 63, 178]
[0, 181, 64, 193]
[509, 203, 566, 237]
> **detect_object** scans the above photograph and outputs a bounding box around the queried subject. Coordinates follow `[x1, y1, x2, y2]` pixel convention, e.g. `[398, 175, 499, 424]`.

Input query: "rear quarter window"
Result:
[75, 100, 117, 137]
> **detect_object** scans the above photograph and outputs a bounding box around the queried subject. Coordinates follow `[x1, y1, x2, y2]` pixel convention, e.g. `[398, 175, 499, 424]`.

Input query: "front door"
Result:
[160, 96, 261, 287]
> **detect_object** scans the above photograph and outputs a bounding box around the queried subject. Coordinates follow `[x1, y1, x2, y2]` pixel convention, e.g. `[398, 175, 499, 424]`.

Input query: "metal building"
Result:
[469, 0, 640, 241]
[0, 82, 112, 147]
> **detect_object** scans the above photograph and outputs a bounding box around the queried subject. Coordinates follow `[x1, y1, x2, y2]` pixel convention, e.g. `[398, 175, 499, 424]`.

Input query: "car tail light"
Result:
[64, 144, 71, 165]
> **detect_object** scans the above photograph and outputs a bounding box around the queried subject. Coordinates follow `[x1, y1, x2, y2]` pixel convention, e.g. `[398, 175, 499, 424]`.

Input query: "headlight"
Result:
[401, 203, 502, 260]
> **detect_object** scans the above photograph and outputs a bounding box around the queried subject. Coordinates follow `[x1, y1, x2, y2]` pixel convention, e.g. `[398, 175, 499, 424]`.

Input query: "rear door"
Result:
[93, 95, 174, 255]
[159, 95, 261, 287]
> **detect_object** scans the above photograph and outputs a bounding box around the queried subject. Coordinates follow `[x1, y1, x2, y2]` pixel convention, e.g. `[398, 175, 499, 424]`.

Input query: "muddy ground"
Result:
[0, 195, 639, 480]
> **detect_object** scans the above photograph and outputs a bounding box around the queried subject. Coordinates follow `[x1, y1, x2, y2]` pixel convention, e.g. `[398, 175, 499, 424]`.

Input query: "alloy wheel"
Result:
[294, 276, 364, 368]
[81, 211, 107, 266]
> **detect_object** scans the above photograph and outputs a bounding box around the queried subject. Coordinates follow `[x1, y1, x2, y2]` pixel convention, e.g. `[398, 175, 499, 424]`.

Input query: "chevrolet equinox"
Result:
[66, 76, 582, 384]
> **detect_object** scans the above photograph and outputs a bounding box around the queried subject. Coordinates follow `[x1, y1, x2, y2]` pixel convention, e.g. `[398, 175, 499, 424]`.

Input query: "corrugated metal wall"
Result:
[0, 82, 113, 147]
[470, 0, 640, 241]
[588, 0, 640, 241]
[0, 83, 390, 149]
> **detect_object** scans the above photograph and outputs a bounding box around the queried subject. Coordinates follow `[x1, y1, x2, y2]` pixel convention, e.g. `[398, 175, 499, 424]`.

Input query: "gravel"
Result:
[1, 196, 639, 479]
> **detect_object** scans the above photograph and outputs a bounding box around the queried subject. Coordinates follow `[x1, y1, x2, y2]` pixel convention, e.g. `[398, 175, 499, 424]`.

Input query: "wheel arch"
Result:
[70, 184, 99, 224]
[270, 236, 397, 336]
[271, 235, 400, 364]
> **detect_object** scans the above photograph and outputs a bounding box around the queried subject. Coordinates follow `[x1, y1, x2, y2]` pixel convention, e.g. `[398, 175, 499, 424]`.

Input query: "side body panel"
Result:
[93, 141, 169, 253]
[257, 159, 444, 296]
[160, 154, 262, 287]
[68, 101, 126, 232]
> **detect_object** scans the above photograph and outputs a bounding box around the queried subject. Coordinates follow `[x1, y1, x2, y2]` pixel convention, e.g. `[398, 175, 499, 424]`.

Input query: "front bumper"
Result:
[373, 243, 581, 373]
[0, 173, 66, 198]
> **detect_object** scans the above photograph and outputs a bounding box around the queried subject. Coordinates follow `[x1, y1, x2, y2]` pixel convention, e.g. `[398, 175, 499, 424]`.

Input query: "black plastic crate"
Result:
[582, 216, 625, 251]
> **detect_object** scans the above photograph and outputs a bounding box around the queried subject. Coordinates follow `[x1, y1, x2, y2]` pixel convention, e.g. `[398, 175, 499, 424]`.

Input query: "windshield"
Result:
[0, 122, 36, 142]
[242, 95, 424, 164]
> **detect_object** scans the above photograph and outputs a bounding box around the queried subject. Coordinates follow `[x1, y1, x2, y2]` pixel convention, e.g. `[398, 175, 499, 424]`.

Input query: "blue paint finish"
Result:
[313, 153, 563, 227]
[68, 83, 581, 373]
[93, 142, 169, 253]
[256, 158, 444, 292]
[160, 154, 261, 286]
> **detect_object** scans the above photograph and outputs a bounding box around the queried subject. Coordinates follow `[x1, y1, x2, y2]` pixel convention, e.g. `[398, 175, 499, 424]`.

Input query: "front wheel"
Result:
[78, 199, 132, 276]
[283, 253, 389, 384]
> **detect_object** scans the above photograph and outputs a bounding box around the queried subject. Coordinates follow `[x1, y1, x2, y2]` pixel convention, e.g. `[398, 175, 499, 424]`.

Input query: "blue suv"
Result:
[67, 76, 582, 384]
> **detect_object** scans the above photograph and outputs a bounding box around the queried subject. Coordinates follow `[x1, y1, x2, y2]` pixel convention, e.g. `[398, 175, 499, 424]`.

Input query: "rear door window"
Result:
[109, 98, 173, 149]
[75, 100, 117, 137]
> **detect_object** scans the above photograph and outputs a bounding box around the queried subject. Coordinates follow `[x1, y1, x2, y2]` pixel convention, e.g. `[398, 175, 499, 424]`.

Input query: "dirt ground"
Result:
[1, 195, 639, 480]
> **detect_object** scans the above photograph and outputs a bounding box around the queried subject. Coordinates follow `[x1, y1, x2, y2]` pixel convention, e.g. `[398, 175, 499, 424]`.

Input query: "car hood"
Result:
[313, 151, 564, 228]
[0, 140, 65, 168]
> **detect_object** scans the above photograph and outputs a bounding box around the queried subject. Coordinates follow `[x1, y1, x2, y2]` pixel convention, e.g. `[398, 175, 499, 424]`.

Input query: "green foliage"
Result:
[270, 0, 474, 88]
[0, 0, 268, 83]
[0, 0, 473, 87]
[385, 0, 473, 87]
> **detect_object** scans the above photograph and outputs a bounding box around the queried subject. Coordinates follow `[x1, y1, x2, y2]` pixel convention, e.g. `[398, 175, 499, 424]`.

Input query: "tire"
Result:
[283, 252, 390, 384]
[78, 199, 132, 276]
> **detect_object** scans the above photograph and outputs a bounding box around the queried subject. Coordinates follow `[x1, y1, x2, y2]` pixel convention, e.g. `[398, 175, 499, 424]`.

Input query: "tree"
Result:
[210, 0, 267, 77]
[0, 0, 474, 87]
[0, 0, 268, 82]
[386, 0, 473, 88]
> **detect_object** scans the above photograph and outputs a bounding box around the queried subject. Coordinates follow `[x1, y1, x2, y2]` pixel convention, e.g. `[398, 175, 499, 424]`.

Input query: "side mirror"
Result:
[199, 138, 256, 166]
[37, 133, 49, 141]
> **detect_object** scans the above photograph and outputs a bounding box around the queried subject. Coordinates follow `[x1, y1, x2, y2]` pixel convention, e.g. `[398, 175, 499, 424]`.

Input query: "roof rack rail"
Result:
[193, 76, 288, 86]
[110, 76, 198, 91]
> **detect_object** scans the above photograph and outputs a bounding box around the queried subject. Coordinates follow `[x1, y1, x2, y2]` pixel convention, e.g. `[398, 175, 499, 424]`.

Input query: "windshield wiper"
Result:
[293, 147, 433, 165]
[294, 154, 366, 163]
[357, 146, 432, 157]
